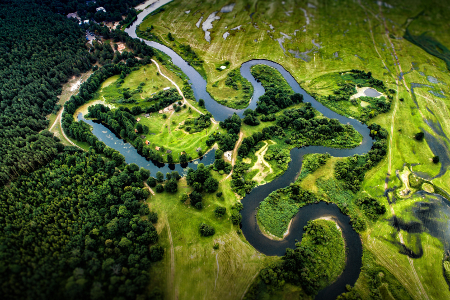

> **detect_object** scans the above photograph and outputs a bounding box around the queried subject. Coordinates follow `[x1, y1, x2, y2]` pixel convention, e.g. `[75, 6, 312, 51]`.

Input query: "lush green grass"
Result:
[95, 63, 175, 107]
[256, 186, 299, 238]
[146, 175, 278, 299]
[135, 0, 450, 298]
[209, 68, 254, 109]
[138, 106, 224, 161]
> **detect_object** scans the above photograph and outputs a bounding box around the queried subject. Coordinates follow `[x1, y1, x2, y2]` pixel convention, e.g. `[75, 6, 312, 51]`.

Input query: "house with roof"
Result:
[155, 146, 160, 151]
[96, 7, 106, 13]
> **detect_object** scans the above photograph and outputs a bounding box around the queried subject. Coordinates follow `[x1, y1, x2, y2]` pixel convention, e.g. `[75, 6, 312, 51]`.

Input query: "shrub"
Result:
[150, 245, 164, 262]
[415, 132, 424, 141]
[147, 177, 157, 187]
[214, 206, 226, 218]
[231, 210, 242, 225]
[180, 193, 189, 203]
[155, 184, 164, 193]
[148, 211, 158, 223]
[433, 156, 440, 163]
[199, 223, 215, 237]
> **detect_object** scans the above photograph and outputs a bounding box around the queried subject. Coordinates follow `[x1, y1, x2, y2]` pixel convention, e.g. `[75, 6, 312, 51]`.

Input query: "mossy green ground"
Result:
[136, 0, 450, 298]
[146, 175, 278, 299]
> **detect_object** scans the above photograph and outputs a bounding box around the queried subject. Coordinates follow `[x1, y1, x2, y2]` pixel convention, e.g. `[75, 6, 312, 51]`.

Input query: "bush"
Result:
[213, 243, 219, 250]
[195, 202, 203, 210]
[155, 184, 164, 193]
[199, 223, 215, 237]
[216, 192, 223, 198]
[231, 210, 242, 225]
[150, 245, 164, 262]
[214, 206, 226, 218]
[415, 132, 424, 141]
[180, 193, 189, 203]
[156, 171, 164, 182]
[143, 208, 156, 222]
[164, 179, 178, 193]
[147, 177, 157, 187]
[433, 156, 440, 163]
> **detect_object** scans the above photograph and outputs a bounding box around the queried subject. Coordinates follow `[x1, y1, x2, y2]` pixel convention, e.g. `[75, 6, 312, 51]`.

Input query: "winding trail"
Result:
[151, 58, 218, 124]
[221, 131, 244, 182]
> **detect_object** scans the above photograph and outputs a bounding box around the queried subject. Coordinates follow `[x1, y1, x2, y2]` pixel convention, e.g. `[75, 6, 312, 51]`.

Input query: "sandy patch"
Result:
[74, 99, 115, 121]
[135, 0, 158, 10]
[250, 141, 273, 183]
[70, 78, 82, 92]
[360, 100, 370, 107]
[116, 42, 126, 53]
[351, 86, 384, 100]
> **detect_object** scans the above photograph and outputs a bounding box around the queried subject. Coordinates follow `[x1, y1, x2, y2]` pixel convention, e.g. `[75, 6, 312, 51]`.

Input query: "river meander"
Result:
[75, 1, 379, 298]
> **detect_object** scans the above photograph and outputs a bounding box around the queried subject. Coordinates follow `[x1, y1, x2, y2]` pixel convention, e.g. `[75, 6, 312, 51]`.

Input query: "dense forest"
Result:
[0, 150, 161, 299]
[0, 1, 91, 185]
[0, 1, 164, 299]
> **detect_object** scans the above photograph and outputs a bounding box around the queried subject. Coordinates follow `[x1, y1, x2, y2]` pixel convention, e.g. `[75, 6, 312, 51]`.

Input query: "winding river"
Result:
[77, 1, 377, 299]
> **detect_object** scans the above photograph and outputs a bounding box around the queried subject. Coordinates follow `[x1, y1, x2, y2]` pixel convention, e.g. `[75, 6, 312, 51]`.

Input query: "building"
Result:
[145, 113, 150, 118]
[163, 87, 171, 91]
[134, 128, 138, 133]
[155, 146, 160, 151]
[136, 118, 141, 122]
[145, 140, 150, 145]
[96, 7, 106, 13]
[196, 147, 202, 152]
[166, 149, 172, 154]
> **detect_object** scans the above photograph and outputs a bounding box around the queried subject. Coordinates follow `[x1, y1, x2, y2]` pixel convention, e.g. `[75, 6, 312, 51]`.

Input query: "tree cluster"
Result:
[335, 124, 388, 193]
[186, 164, 219, 209]
[183, 113, 212, 133]
[0, 150, 160, 299]
[355, 196, 386, 220]
[207, 113, 242, 151]
[259, 220, 343, 296]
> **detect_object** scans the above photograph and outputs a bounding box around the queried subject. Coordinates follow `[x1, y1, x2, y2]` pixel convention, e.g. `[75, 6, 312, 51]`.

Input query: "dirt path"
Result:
[221, 131, 244, 182]
[251, 141, 273, 182]
[164, 215, 177, 300]
[143, 181, 155, 195]
[151, 58, 218, 124]
[241, 270, 260, 300]
[167, 110, 175, 134]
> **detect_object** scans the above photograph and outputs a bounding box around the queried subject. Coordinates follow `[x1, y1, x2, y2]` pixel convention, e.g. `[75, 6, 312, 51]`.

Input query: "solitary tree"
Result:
[199, 99, 205, 107]
[433, 156, 440, 163]
[415, 132, 424, 141]
[156, 171, 164, 182]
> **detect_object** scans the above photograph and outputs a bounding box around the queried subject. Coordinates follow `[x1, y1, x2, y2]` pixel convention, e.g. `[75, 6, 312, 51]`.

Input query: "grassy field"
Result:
[134, 0, 450, 298]
[146, 175, 278, 299]
[72, 62, 225, 160]
[138, 107, 224, 161]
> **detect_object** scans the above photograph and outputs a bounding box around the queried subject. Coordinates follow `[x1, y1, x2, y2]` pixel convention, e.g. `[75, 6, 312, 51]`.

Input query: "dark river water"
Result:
[76, 1, 379, 298]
